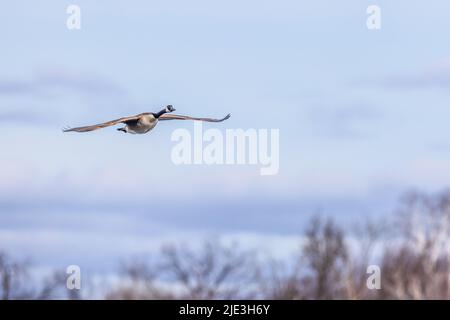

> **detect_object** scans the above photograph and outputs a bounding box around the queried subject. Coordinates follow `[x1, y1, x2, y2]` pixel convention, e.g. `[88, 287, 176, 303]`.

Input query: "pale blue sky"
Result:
[1, 1, 450, 275]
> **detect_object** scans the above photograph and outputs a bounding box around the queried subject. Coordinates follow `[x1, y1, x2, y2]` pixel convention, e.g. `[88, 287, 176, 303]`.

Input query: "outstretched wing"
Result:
[63, 114, 142, 133]
[159, 113, 231, 122]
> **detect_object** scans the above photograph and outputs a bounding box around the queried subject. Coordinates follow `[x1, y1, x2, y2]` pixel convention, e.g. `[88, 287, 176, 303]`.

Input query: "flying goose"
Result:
[63, 105, 231, 134]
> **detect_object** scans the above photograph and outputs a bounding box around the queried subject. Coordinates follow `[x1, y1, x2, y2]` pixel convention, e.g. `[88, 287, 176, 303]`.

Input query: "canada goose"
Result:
[63, 105, 231, 134]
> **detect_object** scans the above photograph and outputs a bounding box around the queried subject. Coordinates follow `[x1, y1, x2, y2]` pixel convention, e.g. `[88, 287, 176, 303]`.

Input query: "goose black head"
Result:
[166, 105, 175, 113]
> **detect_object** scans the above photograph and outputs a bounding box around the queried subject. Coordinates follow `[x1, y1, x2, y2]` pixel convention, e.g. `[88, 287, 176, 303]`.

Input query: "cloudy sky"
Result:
[1, 1, 450, 277]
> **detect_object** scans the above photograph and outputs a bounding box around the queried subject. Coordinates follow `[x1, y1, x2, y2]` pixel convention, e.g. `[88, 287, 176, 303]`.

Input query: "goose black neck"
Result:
[153, 108, 168, 119]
